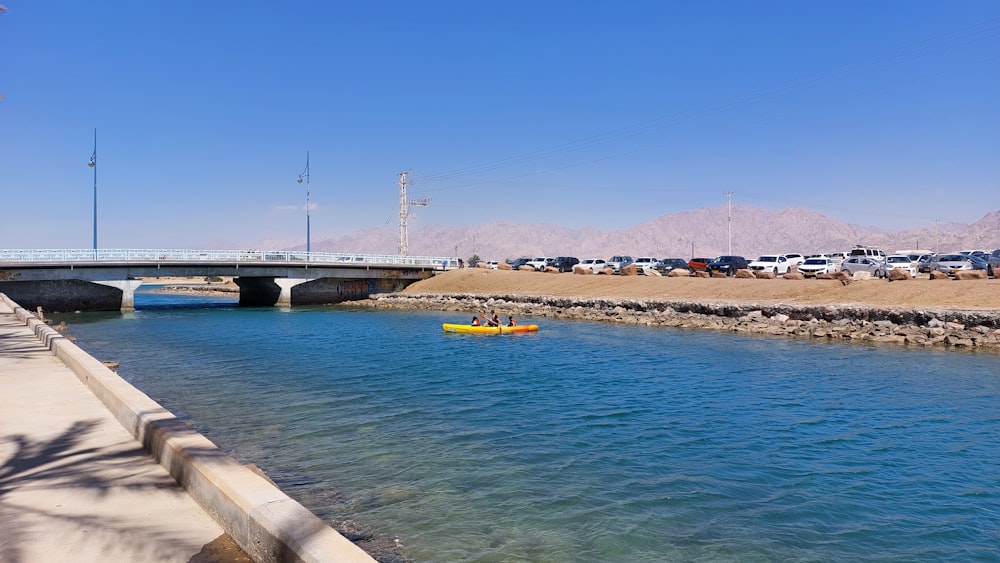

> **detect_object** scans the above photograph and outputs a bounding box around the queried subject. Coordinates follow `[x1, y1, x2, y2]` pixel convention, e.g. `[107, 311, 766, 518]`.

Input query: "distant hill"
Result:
[301, 206, 1000, 261]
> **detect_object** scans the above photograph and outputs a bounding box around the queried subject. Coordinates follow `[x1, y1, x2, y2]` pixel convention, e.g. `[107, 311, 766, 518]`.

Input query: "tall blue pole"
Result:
[297, 151, 311, 257]
[88, 128, 97, 254]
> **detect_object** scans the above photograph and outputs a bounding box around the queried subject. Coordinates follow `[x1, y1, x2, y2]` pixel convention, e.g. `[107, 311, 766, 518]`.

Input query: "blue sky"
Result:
[2, 1, 998, 250]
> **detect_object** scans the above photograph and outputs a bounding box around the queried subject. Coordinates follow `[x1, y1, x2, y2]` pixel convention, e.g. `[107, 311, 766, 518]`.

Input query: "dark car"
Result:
[706, 255, 748, 276]
[655, 258, 690, 275]
[507, 257, 532, 270]
[550, 256, 580, 273]
[987, 249, 1000, 277]
[688, 257, 713, 272]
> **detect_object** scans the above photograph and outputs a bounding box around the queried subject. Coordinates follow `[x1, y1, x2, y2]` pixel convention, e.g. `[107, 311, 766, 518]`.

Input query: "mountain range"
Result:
[300, 205, 1000, 262]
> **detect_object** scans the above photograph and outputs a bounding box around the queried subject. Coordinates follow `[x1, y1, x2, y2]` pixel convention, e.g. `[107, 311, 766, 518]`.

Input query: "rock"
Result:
[695, 271, 711, 278]
[954, 270, 987, 280]
[542, 266, 560, 273]
[888, 268, 910, 281]
[667, 268, 690, 277]
[851, 271, 872, 281]
[646, 269, 662, 277]
[753, 271, 775, 279]
[573, 266, 592, 275]
[620, 264, 639, 276]
[782, 272, 804, 280]
[597, 267, 615, 275]
[476, 261, 489, 268]
[929, 270, 950, 280]
[711, 271, 727, 278]
[735, 269, 754, 278]
[497, 262, 512, 270]
[518, 265, 535, 271]
[772, 313, 790, 323]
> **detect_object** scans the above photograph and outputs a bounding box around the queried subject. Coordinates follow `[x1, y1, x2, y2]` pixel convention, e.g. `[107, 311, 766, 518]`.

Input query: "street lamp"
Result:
[88, 128, 97, 255]
[297, 151, 311, 257]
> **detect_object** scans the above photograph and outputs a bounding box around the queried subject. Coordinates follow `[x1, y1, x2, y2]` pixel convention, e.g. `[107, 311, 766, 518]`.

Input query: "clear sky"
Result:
[2, 1, 998, 250]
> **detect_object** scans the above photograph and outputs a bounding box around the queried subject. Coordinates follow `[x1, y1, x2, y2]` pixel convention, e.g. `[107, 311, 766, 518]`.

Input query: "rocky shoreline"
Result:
[349, 292, 1000, 351]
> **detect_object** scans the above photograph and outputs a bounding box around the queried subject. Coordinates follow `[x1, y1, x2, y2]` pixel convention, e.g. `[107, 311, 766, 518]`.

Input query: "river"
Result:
[50, 288, 1000, 562]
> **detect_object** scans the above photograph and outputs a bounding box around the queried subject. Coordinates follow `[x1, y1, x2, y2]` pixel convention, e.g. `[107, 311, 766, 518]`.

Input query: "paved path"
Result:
[0, 301, 249, 563]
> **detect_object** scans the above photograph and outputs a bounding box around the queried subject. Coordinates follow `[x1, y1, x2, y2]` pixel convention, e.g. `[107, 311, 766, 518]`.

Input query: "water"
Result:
[51, 289, 1000, 562]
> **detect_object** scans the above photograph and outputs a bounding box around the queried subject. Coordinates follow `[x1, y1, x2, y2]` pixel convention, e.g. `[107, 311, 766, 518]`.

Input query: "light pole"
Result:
[88, 128, 97, 255]
[724, 190, 734, 256]
[297, 151, 311, 257]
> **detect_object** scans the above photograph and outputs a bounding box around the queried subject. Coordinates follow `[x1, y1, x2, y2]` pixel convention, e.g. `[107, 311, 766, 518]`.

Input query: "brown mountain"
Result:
[304, 206, 1000, 261]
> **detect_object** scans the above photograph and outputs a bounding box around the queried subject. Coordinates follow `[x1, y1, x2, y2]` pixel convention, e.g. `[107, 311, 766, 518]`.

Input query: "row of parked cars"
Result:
[499, 247, 1000, 278]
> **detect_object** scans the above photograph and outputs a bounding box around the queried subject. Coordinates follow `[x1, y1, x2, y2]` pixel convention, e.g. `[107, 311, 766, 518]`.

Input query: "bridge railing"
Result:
[0, 249, 459, 269]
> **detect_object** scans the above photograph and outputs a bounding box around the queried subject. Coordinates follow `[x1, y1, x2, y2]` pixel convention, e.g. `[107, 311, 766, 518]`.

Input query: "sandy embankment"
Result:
[403, 268, 1000, 311]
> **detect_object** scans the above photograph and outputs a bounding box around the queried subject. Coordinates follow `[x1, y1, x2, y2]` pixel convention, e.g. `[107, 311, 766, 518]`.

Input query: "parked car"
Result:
[748, 254, 790, 275]
[848, 245, 887, 262]
[550, 256, 580, 273]
[525, 257, 551, 271]
[655, 258, 689, 275]
[485, 261, 499, 269]
[798, 257, 839, 277]
[688, 257, 713, 272]
[578, 258, 609, 273]
[706, 255, 748, 276]
[885, 255, 917, 278]
[826, 252, 848, 264]
[988, 249, 1000, 277]
[929, 253, 985, 275]
[508, 257, 533, 270]
[608, 255, 635, 273]
[917, 254, 936, 273]
[840, 256, 886, 278]
[631, 257, 659, 274]
[783, 253, 806, 268]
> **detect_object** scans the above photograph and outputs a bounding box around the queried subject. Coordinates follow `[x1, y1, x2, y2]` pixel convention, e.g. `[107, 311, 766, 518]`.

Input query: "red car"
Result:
[688, 257, 713, 272]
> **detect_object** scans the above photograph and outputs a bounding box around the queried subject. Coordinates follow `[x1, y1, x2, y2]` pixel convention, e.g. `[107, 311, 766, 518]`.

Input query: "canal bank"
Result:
[0, 293, 375, 563]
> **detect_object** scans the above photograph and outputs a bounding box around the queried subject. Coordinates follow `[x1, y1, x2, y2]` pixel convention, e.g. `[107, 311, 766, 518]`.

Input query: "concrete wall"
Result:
[1, 293, 376, 563]
[0, 279, 124, 312]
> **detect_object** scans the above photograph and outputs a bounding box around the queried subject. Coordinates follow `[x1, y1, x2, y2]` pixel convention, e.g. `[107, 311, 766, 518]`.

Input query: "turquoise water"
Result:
[54, 290, 1000, 562]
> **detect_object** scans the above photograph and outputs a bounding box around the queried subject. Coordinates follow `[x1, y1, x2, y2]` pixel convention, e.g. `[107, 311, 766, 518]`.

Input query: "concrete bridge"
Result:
[0, 249, 456, 312]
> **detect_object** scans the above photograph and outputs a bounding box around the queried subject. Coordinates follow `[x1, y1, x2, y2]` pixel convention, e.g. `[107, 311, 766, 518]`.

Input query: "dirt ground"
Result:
[404, 269, 1000, 311]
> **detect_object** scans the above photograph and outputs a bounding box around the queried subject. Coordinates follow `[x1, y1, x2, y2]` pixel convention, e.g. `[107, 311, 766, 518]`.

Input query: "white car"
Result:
[578, 258, 609, 273]
[525, 257, 551, 271]
[784, 253, 806, 267]
[885, 255, 916, 278]
[748, 254, 791, 275]
[631, 257, 659, 274]
[798, 257, 838, 277]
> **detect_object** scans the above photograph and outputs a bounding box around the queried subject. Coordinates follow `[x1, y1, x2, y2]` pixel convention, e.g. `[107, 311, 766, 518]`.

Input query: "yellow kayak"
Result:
[442, 323, 539, 334]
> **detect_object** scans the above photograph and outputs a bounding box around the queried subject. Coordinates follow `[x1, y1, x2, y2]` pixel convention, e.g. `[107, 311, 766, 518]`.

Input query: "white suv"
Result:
[632, 257, 659, 274]
[748, 254, 790, 275]
[525, 257, 551, 271]
[885, 255, 917, 278]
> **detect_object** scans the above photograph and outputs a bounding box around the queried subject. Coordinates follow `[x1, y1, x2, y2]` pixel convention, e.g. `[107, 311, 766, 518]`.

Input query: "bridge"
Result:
[0, 249, 457, 312]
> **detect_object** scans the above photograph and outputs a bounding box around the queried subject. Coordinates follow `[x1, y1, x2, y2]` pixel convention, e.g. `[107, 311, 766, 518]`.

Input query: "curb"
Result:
[1, 293, 375, 563]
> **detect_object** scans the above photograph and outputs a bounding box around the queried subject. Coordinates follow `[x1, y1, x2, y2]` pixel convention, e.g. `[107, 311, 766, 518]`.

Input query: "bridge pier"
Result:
[94, 279, 144, 312]
[273, 278, 312, 307]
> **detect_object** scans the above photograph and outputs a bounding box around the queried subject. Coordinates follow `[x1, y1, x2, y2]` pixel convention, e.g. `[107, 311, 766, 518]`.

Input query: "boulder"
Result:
[753, 271, 775, 279]
[929, 270, 950, 280]
[573, 265, 592, 275]
[851, 271, 872, 281]
[597, 267, 616, 275]
[518, 265, 535, 271]
[711, 271, 727, 278]
[694, 271, 711, 278]
[954, 270, 987, 280]
[646, 269, 662, 277]
[735, 269, 754, 278]
[497, 262, 513, 270]
[476, 261, 489, 268]
[782, 272, 804, 280]
[542, 266, 560, 273]
[667, 268, 690, 277]
[620, 264, 639, 276]
[888, 268, 910, 281]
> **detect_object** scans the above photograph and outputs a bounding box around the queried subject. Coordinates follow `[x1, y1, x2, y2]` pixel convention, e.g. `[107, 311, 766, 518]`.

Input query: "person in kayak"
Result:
[487, 311, 500, 327]
[471, 316, 481, 326]
[507, 316, 517, 326]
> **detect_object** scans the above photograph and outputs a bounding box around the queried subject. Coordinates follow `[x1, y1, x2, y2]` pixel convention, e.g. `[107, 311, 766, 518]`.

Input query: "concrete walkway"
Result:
[0, 300, 248, 562]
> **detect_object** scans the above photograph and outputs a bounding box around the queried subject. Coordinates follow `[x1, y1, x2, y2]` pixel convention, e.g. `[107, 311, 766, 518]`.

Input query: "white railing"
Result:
[0, 249, 459, 269]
